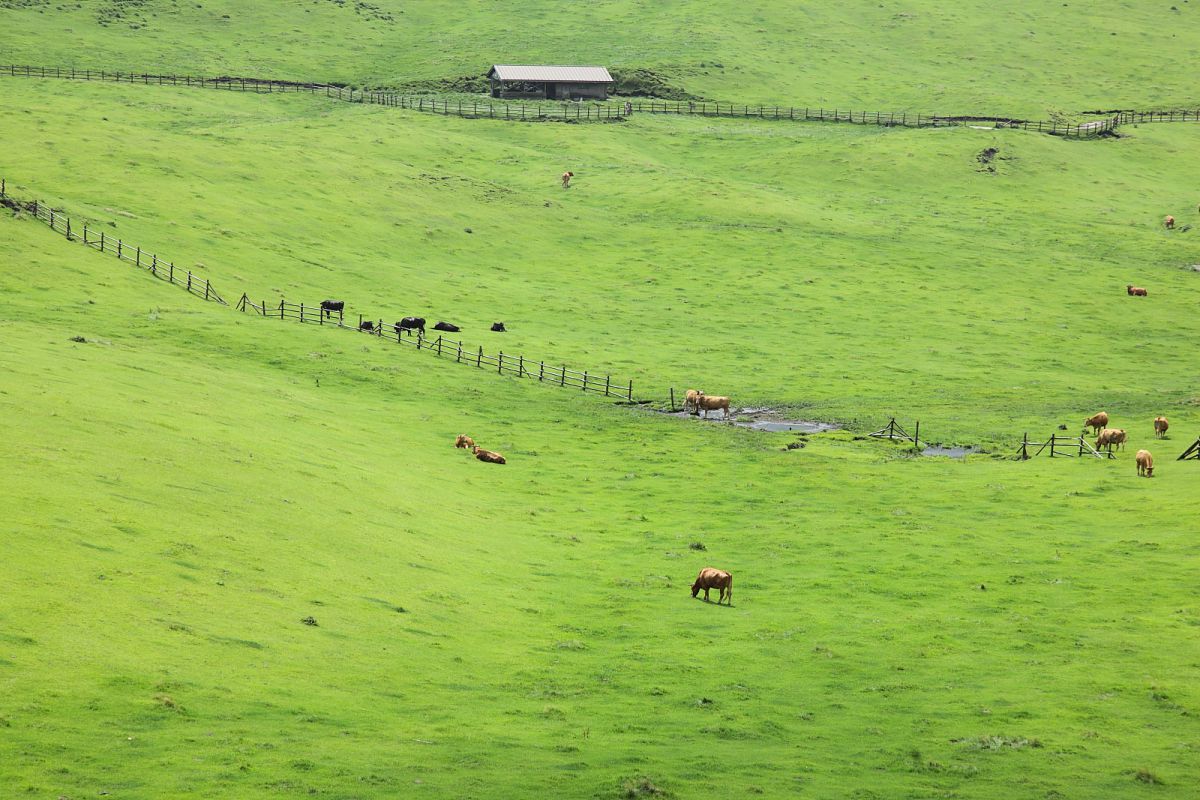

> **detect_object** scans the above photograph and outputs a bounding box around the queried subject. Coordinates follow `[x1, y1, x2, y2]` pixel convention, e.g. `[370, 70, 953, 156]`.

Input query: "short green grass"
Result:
[2, 211, 1198, 799]
[2, 0, 1200, 115]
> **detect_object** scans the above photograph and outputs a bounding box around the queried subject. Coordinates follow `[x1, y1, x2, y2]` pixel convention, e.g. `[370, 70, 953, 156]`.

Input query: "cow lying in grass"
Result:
[454, 434, 475, 449]
[1127, 284, 1148, 296]
[691, 567, 733, 605]
[473, 446, 506, 465]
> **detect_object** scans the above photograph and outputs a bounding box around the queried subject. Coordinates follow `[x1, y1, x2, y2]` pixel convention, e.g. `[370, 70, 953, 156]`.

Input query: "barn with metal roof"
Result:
[487, 65, 614, 100]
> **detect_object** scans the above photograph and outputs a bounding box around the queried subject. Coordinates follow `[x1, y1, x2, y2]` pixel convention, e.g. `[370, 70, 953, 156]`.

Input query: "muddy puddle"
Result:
[661, 407, 840, 434]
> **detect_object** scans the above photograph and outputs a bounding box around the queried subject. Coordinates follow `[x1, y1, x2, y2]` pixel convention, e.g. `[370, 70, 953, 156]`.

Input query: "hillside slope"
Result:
[3, 79, 1199, 441]
[2, 210, 1199, 798]
[2, 1, 1199, 115]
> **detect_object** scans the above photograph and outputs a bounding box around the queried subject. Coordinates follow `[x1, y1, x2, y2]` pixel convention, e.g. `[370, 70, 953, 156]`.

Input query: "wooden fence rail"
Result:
[0, 180, 226, 305]
[235, 296, 635, 400]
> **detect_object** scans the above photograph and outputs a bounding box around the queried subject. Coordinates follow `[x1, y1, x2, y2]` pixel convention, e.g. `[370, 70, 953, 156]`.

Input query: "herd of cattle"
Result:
[319, 301, 506, 336]
[1083, 411, 1168, 477]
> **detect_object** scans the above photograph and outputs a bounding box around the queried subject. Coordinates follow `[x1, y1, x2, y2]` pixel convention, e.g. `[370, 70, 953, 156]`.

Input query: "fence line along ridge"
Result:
[2, 64, 629, 123]
[0, 180, 225, 305]
[8, 63, 1200, 137]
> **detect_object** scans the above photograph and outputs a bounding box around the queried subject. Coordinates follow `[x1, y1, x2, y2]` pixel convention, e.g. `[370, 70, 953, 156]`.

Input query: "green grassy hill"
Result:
[3, 210, 1199, 799]
[2, 1, 1199, 115]
[2, 78, 1199, 442]
[3, 2, 1200, 798]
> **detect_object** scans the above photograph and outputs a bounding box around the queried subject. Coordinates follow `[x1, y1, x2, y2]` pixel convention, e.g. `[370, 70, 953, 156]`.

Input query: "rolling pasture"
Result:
[2, 0, 1200, 115]
[2, 1, 1200, 798]
[3, 79, 1200, 442]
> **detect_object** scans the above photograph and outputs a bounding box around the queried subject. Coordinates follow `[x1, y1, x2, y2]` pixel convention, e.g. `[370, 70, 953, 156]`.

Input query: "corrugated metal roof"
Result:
[488, 65, 613, 83]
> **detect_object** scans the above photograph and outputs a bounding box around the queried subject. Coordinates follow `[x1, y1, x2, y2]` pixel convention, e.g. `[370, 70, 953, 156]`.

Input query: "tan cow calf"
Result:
[1136, 449, 1154, 477]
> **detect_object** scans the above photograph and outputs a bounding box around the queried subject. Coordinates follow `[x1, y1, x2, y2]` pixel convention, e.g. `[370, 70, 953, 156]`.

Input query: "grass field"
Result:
[3, 0, 1200, 116]
[2, 2, 1200, 798]
[3, 212, 1199, 799]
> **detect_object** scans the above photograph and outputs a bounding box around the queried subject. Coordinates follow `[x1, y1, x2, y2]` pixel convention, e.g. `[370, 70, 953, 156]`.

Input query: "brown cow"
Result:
[695, 393, 731, 419]
[684, 389, 702, 415]
[1096, 428, 1127, 451]
[1083, 411, 1109, 436]
[1127, 284, 1148, 296]
[1165, 215, 1175, 229]
[691, 567, 733, 605]
[473, 446, 506, 464]
[1153, 416, 1169, 439]
[1136, 449, 1154, 477]
[454, 434, 475, 450]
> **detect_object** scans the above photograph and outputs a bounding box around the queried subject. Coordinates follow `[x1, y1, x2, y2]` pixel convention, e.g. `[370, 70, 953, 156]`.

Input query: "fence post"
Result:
[498, 352, 504, 374]
[65, 219, 71, 240]
[117, 239, 122, 258]
[280, 300, 285, 319]
[204, 281, 210, 301]
[582, 371, 589, 392]
[186, 271, 192, 291]
[604, 375, 611, 396]
[457, 342, 463, 362]
[539, 361, 545, 381]
[151, 253, 157, 275]
[82, 224, 87, 245]
[477, 346, 483, 367]
[628, 379, 633, 401]
[913, 420, 920, 449]
[437, 335, 443, 356]
[518, 355, 524, 377]
[670, 387, 676, 412]
[99, 231, 105, 251]
[169, 263, 174, 283]
[136, 246, 141, 267]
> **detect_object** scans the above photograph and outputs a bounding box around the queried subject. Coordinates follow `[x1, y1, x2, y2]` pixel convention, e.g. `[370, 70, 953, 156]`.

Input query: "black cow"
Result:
[491, 322, 506, 332]
[320, 300, 344, 319]
[433, 321, 460, 333]
[396, 317, 426, 336]
[359, 320, 375, 332]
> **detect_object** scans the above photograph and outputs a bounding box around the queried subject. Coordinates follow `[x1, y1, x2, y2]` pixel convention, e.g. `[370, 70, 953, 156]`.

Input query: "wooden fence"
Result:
[0, 180, 225, 305]
[1, 64, 629, 122]
[1016, 432, 1113, 460]
[236, 296, 635, 400]
[628, 100, 1134, 138]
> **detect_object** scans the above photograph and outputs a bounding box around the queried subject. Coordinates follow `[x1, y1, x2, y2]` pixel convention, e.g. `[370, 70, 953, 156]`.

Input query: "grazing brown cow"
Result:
[1136, 449, 1154, 477]
[473, 446, 506, 465]
[691, 567, 733, 605]
[1154, 416, 1169, 439]
[695, 393, 732, 419]
[1165, 215, 1175, 229]
[684, 389, 702, 415]
[454, 434, 475, 450]
[1083, 411, 1109, 436]
[1127, 284, 1148, 296]
[1096, 428, 1127, 451]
